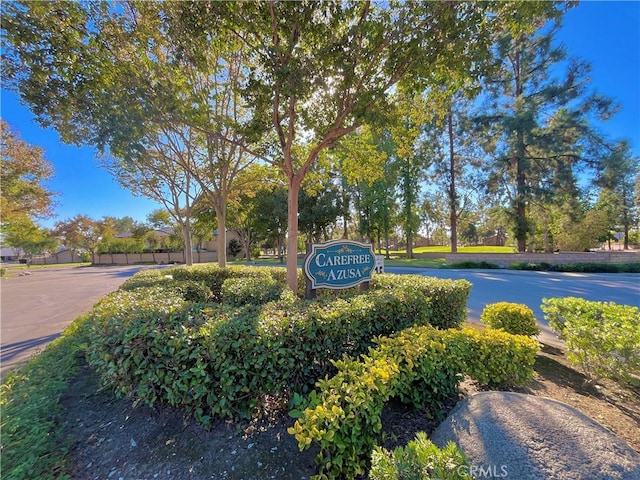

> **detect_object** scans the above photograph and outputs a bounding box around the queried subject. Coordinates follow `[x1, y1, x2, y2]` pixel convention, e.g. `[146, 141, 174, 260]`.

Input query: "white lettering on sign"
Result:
[326, 268, 364, 282]
[315, 253, 372, 268]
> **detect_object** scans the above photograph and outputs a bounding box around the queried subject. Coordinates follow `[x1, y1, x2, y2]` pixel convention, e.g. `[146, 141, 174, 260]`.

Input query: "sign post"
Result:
[303, 240, 376, 298]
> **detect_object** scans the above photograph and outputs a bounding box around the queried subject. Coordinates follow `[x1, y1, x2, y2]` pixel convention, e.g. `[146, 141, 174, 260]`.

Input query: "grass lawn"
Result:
[231, 247, 516, 270]
[231, 256, 447, 268]
[392, 245, 516, 254]
[1, 262, 92, 277]
[3, 262, 91, 270]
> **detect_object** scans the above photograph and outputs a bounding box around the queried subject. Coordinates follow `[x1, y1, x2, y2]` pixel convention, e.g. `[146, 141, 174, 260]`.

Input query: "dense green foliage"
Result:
[289, 325, 538, 479]
[221, 275, 284, 307]
[2, 264, 546, 480]
[371, 274, 471, 330]
[370, 433, 471, 480]
[85, 268, 471, 425]
[542, 297, 640, 386]
[481, 302, 540, 337]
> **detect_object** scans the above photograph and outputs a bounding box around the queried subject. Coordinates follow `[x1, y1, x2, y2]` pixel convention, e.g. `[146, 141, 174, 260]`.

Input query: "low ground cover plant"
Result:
[0, 315, 90, 480]
[370, 432, 471, 480]
[289, 325, 538, 478]
[542, 297, 640, 386]
[481, 302, 540, 337]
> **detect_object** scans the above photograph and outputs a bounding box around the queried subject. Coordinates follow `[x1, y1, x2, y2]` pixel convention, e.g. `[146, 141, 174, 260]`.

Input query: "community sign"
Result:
[303, 240, 376, 290]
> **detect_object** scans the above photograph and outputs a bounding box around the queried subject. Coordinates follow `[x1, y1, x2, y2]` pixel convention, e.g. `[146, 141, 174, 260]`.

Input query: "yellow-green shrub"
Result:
[480, 302, 539, 337]
[289, 326, 538, 479]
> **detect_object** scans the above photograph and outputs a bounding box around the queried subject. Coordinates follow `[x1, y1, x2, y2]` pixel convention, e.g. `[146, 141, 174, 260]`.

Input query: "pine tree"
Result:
[477, 21, 616, 252]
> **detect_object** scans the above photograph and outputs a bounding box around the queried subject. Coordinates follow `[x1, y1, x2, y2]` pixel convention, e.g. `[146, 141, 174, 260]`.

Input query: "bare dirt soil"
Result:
[60, 343, 640, 480]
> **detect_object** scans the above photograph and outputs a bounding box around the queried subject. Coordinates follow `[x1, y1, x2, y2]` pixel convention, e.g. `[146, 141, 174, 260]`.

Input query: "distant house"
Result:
[114, 227, 174, 239]
[0, 247, 22, 262]
[480, 234, 506, 247]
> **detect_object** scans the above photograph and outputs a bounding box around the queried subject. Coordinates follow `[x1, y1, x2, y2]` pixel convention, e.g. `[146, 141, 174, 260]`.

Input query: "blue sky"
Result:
[1, 1, 639, 230]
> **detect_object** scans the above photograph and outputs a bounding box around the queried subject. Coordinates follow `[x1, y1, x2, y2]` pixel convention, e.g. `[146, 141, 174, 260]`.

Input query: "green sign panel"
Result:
[303, 240, 376, 290]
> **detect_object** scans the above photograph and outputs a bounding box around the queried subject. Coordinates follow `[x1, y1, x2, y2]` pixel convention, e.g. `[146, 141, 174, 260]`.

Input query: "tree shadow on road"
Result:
[1, 333, 61, 374]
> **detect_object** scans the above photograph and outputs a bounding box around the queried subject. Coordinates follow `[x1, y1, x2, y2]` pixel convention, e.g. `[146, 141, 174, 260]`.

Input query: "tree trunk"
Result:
[514, 48, 528, 253]
[278, 235, 285, 264]
[182, 219, 193, 266]
[448, 111, 458, 253]
[214, 204, 227, 268]
[286, 175, 302, 291]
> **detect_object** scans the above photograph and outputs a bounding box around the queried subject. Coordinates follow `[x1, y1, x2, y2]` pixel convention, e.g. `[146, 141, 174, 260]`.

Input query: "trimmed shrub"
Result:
[549, 263, 640, 273]
[509, 262, 553, 271]
[372, 274, 471, 329]
[121, 267, 472, 328]
[289, 325, 538, 479]
[86, 273, 471, 424]
[542, 297, 640, 385]
[370, 433, 471, 480]
[447, 327, 538, 387]
[221, 276, 284, 306]
[119, 268, 173, 290]
[174, 280, 213, 302]
[170, 265, 240, 301]
[480, 302, 539, 337]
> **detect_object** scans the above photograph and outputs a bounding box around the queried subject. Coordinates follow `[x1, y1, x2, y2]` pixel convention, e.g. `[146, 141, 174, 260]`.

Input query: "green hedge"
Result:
[289, 325, 538, 479]
[371, 274, 471, 329]
[509, 262, 640, 273]
[542, 297, 640, 385]
[121, 268, 472, 329]
[86, 272, 471, 424]
[221, 275, 284, 306]
[441, 261, 500, 270]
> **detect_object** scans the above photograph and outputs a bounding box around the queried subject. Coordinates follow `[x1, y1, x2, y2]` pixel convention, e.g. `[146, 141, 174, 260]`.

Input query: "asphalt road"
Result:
[386, 266, 640, 346]
[0, 265, 161, 379]
[1, 265, 638, 378]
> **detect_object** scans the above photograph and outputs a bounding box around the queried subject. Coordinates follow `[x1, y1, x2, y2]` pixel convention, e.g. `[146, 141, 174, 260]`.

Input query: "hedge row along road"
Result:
[1, 265, 639, 378]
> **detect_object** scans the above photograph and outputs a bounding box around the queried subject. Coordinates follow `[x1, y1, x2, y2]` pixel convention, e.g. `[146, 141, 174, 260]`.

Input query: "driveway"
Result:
[387, 267, 640, 346]
[0, 265, 163, 379]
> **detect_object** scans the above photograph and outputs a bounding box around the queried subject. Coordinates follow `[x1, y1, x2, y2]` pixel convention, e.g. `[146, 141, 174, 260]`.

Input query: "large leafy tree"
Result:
[180, 1, 559, 289]
[299, 180, 343, 245]
[0, 120, 56, 240]
[427, 94, 486, 252]
[477, 20, 616, 252]
[104, 126, 204, 265]
[3, 1, 561, 288]
[53, 215, 103, 263]
[387, 94, 433, 258]
[2, 1, 258, 268]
